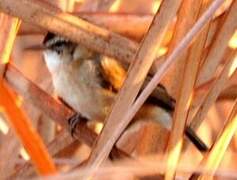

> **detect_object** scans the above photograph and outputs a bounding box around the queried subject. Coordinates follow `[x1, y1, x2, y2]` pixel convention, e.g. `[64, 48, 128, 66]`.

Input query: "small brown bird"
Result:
[42, 32, 208, 152]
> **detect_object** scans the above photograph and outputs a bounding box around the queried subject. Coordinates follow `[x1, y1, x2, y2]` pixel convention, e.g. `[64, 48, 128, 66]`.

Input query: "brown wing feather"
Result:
[100, 56, 126, 91]
[99, 56, 175, 111]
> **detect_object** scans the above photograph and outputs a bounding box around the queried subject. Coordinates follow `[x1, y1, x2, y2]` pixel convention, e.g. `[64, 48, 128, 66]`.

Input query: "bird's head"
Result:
[43, 32, 96, 63]
[42, 32, 98, 73]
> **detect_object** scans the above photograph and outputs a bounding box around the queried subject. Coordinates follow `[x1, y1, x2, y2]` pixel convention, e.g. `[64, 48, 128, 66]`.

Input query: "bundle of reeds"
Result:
[0, 0, 236, 179]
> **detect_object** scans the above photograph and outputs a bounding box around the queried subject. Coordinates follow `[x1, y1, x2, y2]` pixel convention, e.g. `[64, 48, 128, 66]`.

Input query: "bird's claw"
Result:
[68, 113, 85, 137]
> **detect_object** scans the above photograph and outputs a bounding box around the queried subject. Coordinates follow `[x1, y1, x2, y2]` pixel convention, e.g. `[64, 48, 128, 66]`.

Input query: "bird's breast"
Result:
[52, 60, 114, 121]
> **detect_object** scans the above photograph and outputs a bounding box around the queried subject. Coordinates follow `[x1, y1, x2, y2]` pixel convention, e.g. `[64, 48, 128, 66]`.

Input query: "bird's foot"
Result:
[68, 113, 87, 137]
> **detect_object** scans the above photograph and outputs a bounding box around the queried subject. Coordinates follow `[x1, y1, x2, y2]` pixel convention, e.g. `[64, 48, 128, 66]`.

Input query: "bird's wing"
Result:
[99, 56, 175, 112]
[99, 56, 126, 92]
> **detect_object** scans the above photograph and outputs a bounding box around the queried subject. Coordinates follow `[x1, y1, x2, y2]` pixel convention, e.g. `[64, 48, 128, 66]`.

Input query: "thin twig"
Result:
[190, 49, 237, 131]
[186, 48, 236, 125]
[151, 10, 225, 80]
[112, 0, 223, 166]
[197, 0, 237, 85]
[78, 0, 223, 176]
[202, 10, 226, 61]
[69, 1, 228, 177]
[119, 0, 225, 162]
[164, 0, 211, 179]
[161, 0, 203, 98]
[192, 100, 237, 180]
[84, 0, 183, 178]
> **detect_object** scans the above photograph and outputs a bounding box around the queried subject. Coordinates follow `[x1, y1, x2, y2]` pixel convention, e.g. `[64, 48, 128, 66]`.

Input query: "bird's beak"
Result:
[24, 44, 47, 51]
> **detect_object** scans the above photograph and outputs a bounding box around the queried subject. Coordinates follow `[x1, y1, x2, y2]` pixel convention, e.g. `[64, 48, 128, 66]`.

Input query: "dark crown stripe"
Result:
[43, 32, 70, 48]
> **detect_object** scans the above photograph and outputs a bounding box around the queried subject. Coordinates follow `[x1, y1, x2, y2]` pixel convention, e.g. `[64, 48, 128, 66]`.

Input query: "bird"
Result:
[42, 32, 208, 152]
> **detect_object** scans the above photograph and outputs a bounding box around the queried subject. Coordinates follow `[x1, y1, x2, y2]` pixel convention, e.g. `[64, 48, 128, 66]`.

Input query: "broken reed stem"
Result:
[164, 0, 211, 179]
[0, 14, 20, 78]
[0, 81, 57, 175]
[197, 0, 237, 85]
[83, 0, 183, 178]
[4, 64, 129, 179]
[194, 100, 237, 180]
[190, 49, 237, 131]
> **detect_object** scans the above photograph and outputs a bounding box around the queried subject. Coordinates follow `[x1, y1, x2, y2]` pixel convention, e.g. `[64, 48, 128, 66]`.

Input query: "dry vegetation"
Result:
[0, 0, 236, 179]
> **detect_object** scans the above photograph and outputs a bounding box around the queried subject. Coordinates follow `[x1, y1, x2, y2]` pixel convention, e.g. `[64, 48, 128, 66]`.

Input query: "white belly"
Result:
[52, 61, 114, 121]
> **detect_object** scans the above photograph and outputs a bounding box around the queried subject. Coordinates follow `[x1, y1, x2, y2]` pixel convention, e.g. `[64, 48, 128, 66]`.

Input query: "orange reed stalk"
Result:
[0, 14, 20, 77]
[0, 81, 57, 175]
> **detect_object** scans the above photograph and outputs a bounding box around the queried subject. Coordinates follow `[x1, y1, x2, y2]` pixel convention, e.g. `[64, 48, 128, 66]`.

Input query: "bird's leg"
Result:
[68, 113, 87, 137]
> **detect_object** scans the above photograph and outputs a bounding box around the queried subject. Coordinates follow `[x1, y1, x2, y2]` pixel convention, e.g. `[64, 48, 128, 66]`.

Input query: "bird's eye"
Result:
[51, 42, 66, 54]
[50, 41, 75, 55]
